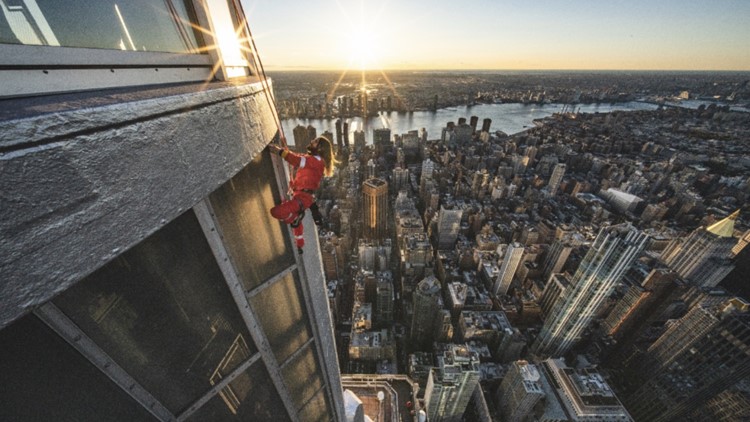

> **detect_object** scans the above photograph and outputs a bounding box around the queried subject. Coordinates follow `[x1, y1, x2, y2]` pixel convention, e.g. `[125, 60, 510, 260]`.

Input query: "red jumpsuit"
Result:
[270, 149, 325, 251]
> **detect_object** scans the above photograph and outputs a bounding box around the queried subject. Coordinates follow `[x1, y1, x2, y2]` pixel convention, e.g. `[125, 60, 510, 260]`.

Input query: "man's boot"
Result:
[310, 202, 323, 226]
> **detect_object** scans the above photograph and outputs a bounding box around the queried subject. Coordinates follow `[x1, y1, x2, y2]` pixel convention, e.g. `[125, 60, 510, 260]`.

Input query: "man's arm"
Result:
[268, 144, 304, 167]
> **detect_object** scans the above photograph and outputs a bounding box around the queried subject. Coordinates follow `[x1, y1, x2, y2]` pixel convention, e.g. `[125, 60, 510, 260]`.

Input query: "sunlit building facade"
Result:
[362, 177, 389, 240]
[0, 2, 343, 421]
[534, 224, 649, 357]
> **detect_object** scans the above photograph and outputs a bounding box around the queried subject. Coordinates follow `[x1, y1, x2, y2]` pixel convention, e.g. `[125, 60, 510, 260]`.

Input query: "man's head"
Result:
[309, 136, 338, 176]
[308, 136, 331, 156]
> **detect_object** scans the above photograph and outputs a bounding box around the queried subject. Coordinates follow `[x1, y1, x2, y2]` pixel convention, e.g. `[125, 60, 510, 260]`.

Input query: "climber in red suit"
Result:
[269, 136, 337, 253]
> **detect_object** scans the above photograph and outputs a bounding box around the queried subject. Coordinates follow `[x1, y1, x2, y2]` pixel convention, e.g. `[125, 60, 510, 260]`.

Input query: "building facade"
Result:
[661, 211, 739, 287]
[0, 3, 343, 421]
[622, 298, 750, 422]
[362, 178, 389, 240]
[498, 361, 545, 422]
[534, 224, 649, 357]
[424, 344, 481, 422]
[493, 242, 525, 296]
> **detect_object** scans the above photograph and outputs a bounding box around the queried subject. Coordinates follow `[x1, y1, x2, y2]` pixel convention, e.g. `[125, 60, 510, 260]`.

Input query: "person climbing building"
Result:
[269, 136, 337, 254]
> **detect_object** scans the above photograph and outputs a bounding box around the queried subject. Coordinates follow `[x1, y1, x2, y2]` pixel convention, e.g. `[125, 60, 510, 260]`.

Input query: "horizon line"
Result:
[263, 67, 750, 73]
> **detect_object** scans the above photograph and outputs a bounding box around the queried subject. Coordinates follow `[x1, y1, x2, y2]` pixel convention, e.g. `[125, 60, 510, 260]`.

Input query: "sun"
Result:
[347, 27, 382, 70]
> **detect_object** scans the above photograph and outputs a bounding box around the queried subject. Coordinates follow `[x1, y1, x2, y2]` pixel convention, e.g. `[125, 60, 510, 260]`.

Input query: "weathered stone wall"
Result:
[0, 81, 278, 327]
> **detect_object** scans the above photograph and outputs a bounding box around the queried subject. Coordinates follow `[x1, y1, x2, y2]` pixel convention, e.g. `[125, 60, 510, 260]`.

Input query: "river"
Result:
[281, 102, 660, 145]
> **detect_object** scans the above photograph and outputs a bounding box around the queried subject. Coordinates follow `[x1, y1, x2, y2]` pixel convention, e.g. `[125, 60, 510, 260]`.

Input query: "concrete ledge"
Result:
[0, 79, 278, 328]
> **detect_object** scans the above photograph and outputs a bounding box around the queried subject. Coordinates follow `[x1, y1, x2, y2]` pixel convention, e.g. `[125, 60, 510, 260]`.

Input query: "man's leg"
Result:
[270, 198, 301, 224]
[309, 202, 323, 226]
[292, 222, 305, 254]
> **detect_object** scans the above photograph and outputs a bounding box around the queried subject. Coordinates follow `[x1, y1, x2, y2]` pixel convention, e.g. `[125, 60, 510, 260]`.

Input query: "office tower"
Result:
[424, 344, 481, 422]
[547, 163, 566, 196]
[353, 130, 366, 152]
[541, 359, 633, 421]
[441, 123, 456, 143]
[493, 243, 525, 296]
[0, 3, 343, 421]
[293, 124, 312, 146]
[601, 268, 678, 339]
[690, 381, 750, 422]
[661, 210, 739, 287]
[541, 239, 572, 280]
[362, 178, 388, 240]
[497, 361, 545, 422]
[411, 276, 443, 350]
[534, 224, 648, 356]
[469, 115, 478, 134]
[437, 205, 463, 250]
[358, 239, 391, 272]
[335, 119, 343, 149]
[400, 233, 434, 284]
[375, 273, 394, 326]
[524, 146, 538, 167]
[455, 123, 473, 143]
[320, 232, 344, 281]
[539, 273, 571, 318]
[366, 158, 377, 179]
[437, 309, 454, 342]
[392, 167, 410, 191]
[623, 298, 750, 422]
[482, 118, 492, 133]
[343, 121, 350, 146]
[373, 127, 391, 153]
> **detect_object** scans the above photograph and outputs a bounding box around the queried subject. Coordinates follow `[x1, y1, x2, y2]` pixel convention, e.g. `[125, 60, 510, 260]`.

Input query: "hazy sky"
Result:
[241, 0, 750, 71]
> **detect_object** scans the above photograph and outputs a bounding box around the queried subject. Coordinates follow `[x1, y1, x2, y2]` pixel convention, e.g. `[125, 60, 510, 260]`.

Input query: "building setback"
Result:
[424, 344, 481, 422]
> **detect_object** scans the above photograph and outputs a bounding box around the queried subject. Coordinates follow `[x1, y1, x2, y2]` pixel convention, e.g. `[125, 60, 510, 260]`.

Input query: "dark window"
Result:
[186, 360, 291, 422]
[0, 0, 203, 53]
[282, 343, 324, 411]
[53, 210, 255, 414]
[298, 389, 332, 422]
[210, 150, 295, 291]
[249, 270, 312, 363]
[0, 314, 157, 422]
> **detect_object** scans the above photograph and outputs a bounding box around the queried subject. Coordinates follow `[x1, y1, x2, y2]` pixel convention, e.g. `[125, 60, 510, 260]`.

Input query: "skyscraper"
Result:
[661, 210, 739, 287]
[0, 4, 343, 420]
[362, 178, 389, 240]
[547, 163, 566, 196]
[541, 358, 632, 421]
[541, 239, 572, 281]
[375, 273, 394, 326]
[373, 127, 391, 153]
[482, 118, 492, 133]
[533, 224, 649, 356]
[436, 205, 463, 250]
[497, 361, 545, 422]
[424, 344, 481, 422]
[493, 242, 525, 296]
[622, 298, 750, 422]
[411, 276, 444, 350]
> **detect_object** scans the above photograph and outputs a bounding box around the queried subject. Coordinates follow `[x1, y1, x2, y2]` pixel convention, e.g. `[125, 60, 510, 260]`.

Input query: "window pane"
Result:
[53, 211, 256, 414]
[210, 151, 295, 291]
[282, 343, 324, 411]
[186, 360, 291, 422]
[0, 314, 157, 422]
[298, 389, 332, 422]
[0, 0, 203, 53]
[249, 271, 312, 362]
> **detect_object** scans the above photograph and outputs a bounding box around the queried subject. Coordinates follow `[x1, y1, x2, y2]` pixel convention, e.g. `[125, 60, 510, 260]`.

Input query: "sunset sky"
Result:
[242, 0, 750, 71]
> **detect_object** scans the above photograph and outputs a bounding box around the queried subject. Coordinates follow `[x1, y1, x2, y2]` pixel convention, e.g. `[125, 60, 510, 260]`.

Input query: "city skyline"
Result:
[244, 0, 750, 71]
